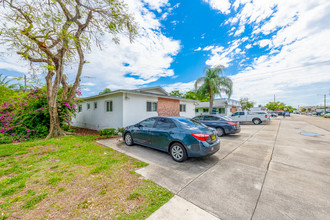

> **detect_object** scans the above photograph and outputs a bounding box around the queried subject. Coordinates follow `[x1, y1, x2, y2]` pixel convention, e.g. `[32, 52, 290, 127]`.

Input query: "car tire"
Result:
[216, 127, 225, 137]
[252, 118, 262, 125]
[124, 132, 134, 146]
[170, 143, 187, 162]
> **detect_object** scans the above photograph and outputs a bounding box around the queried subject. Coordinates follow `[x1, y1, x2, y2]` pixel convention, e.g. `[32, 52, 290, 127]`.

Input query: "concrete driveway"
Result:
[98, 116, 330, 220]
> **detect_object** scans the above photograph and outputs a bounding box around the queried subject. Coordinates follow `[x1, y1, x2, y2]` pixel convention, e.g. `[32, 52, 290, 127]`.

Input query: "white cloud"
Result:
[203, 0, 231, 14]
[80, 82, 96, 86]
[203, 46, 215, 51]
[163, 81, 195, 93]
[209, 0, 330, 106]
[234, 25, 245, 36]
[194, 47, 202, 51]
[258, 39, 271, 48]
[142, 0, 168, 11]
[245, 44, 252, 49]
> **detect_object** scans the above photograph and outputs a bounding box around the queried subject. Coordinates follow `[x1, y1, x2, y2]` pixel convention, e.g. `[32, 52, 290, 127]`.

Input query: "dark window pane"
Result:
[155, 118, 176, 129]
[147, 102, 152, 111]
[139, 118, 156, 128]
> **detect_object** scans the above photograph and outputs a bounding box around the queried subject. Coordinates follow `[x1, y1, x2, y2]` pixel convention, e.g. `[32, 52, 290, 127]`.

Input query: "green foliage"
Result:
[117, 127, 125, 134]
[99, 128, 118, 138]
[0, 87, 77, 143]
[169, 90, 183, 98]
[301, 108, 306, 112]
[265, 101, 296, 112]
[0, 85, 22, 104]
[0, 133, 12, 144]
[240, 97, 254, 111]
[182, 90, 209, 101]
[99, 88, 111, 95]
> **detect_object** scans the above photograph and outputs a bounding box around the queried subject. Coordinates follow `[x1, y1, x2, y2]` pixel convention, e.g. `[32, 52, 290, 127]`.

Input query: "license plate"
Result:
[211, 135, 215, 140]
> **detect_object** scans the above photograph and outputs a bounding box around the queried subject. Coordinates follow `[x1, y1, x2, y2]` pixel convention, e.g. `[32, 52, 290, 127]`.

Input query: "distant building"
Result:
[195, 98, 242, 116]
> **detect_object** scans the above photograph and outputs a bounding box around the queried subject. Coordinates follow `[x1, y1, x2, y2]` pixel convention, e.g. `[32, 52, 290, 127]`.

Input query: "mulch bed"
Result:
[74, 128, 99, 136]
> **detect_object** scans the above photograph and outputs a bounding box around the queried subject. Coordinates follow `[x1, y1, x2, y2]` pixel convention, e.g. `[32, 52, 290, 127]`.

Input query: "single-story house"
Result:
[72, 86, 197, 130]
[195, 98, 242, 116]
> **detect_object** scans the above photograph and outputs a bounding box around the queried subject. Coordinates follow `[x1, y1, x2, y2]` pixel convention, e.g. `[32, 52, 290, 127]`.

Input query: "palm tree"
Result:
[0, 73, 12, 86]
[195, 65, 233, 114]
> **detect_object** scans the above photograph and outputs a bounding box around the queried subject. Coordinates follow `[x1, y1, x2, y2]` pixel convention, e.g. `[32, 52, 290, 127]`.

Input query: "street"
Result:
[98, 115, 330, 220]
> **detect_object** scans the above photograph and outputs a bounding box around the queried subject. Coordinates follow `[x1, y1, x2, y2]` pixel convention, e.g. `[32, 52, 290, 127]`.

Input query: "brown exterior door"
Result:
[232, 106, 237, 113]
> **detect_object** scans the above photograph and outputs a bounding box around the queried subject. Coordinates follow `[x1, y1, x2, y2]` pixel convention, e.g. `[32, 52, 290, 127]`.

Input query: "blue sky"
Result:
[1, 0, 330, 107]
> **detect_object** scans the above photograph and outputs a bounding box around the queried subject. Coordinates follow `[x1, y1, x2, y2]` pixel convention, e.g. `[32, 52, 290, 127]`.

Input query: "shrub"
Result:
[0, 87, 77, 142]
[117, 127, 125, 134]
[99, 128, 118, 138]
[0, 133, 12, 144]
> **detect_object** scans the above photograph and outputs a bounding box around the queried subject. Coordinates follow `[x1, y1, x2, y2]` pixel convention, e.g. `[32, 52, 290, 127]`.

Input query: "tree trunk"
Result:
[45, 64, 66, 139]
[209, 90, 214, 114]
[46, 104, 66, 139]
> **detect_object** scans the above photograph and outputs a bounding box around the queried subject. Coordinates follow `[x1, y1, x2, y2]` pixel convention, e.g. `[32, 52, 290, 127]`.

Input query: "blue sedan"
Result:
[193, 115, 241, 137]
[123, 117, 220, 162]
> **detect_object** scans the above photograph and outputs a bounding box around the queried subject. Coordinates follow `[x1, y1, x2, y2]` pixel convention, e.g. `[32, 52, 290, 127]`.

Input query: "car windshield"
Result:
[175, 118, 207, 129]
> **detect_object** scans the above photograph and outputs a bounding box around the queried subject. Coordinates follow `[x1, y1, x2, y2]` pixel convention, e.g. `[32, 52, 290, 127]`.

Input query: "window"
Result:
[87, 103, 90, 110]
[239, 112, 245, 115]
[204, 116, 219, 121]
[78, 104, 82, 112]
[155, 118, 176, 129]
[203, 108, 208, 113]
[193, 116, 203, 121]
[146, 101, 157, 112]
[219, 108, 225, 114]
[180, 104, 186, 112]
[139, 118, 157, 128]
[106, 101, 113, 112]
[231, 112, 240, 116]
[195, 109, 199, 113]
[94, 102, 97, 109]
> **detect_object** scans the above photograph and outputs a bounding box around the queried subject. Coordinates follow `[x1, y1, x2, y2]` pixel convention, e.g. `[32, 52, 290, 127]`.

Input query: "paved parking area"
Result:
[98, 116, 330, 220]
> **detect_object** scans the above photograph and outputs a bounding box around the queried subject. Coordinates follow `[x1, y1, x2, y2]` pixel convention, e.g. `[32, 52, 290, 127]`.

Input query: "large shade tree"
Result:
[0, 0, 137, 138]
[195, 65, 233, 114]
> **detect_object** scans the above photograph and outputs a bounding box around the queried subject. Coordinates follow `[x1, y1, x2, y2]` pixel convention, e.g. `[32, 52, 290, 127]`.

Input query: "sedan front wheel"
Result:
[124, 132, 134, 146]
[170, 143, 187, 162]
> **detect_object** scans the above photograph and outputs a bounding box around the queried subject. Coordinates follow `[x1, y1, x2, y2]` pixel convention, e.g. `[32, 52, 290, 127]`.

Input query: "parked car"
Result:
[123, 117, 220, 162]
[192, 115, 240, 137]
[229, 111, 271, 125]
[324, 113, 330, 118]
[271, 112, 278, 117]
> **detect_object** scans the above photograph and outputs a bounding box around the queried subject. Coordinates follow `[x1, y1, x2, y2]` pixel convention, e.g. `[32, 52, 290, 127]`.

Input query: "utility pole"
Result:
[325, 94, 327, 114]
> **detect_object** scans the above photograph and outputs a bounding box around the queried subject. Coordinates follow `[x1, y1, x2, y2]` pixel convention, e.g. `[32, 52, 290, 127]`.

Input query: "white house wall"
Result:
[122, 93, 158, 127]
[72, 93, 123, 130]
[180, 101, 196, 118]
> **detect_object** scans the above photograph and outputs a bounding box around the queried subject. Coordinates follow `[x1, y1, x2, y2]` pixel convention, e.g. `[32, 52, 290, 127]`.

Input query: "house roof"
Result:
[81, 86, 196, 102]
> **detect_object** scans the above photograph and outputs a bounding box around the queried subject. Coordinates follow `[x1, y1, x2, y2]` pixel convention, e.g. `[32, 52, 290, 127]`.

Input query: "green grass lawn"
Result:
[0, 135, 173, 219]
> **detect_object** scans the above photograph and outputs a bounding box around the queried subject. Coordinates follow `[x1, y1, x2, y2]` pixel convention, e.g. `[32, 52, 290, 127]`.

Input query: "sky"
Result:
[1, 0, 330, 107]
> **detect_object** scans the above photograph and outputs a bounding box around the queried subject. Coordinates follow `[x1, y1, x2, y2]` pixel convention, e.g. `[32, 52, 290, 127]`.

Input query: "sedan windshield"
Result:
[175, 118, 207, 129]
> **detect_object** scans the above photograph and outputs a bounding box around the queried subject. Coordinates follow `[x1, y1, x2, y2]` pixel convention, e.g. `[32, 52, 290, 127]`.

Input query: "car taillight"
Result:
[227, 122, 237, 126]
[265, 115, 268, 118]
[191, 134, 210, 141]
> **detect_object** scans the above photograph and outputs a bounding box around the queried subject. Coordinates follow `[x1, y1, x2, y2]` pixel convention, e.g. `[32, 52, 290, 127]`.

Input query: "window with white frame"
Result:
[105, 101, 113, 112]
[87, 103, 90, 110]
[94, 102, 97, 110]
[180, 104, 186, 112]
[78, 104, 82, 112]
[146, 101, 157, 112]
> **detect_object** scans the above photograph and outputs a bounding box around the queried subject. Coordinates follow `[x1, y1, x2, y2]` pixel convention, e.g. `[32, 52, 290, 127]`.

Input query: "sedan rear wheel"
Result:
[216, 127, 225, 137]
[170, 143, 187, 162]
[124, 132, 133, 146]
